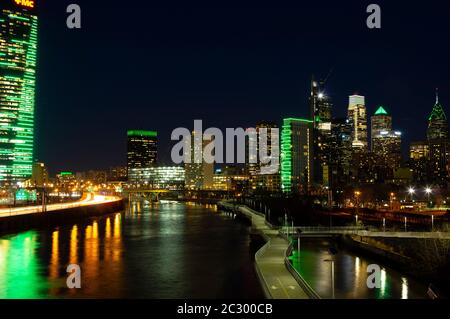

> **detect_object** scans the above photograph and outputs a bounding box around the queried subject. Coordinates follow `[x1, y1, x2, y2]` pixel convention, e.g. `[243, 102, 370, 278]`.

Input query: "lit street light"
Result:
[425, 187, 432, 206]
[407, 187, 415, 201]
[389, 192, 395, 211]
[354, 190, 361, 216]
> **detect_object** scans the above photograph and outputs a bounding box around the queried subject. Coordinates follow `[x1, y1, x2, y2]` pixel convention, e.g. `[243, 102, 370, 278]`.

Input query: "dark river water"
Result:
[0, 201, 264, 298]
[289, 239, 429, 299]
[0, 201, 433, 299]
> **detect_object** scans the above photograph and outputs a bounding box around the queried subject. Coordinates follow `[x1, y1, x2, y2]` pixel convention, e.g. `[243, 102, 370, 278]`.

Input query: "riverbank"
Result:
[218, 202, 313, 299]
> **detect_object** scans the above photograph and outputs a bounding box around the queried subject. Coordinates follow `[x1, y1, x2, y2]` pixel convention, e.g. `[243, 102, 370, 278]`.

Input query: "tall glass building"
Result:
[127, 130, 158, 173]
[280, 118, 313, 194]
[348, 95, 368, 150]
[0, 1, 38, 183]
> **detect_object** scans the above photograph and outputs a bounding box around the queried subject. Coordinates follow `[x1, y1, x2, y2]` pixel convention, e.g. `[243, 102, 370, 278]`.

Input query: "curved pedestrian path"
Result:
[235, 204, 310, 299]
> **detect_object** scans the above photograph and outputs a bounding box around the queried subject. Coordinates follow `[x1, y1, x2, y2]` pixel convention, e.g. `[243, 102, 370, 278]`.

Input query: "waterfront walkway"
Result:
[236, 205, 310, 299]
[0, 193, 121, 219]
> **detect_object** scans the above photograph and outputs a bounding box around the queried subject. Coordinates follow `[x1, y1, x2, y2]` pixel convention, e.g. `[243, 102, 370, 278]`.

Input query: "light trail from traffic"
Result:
[0, 193, 121, 218]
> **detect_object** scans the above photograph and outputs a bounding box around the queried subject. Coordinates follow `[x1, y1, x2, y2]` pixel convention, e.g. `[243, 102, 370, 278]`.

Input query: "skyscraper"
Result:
[427, 90, 448, 140]
[409, 141, 429, 184]
[371, 106, 392, 149]
[329, 118, 352, 189]
[0, 1, 38, 183]
[348, 95, 368, 150]
[127, 130, 157, 174]
[247, 121, 279, 174]
[371, 106, 402, 179]
[185, 132, 214, 190]
[309, 77, 333, 187]
[427, 90, 448, 185]
[281, 118, 313, 194]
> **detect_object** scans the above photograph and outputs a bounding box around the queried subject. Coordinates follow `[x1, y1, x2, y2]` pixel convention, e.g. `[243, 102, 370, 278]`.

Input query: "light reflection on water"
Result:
[0, 202, 262, 299]
[290, 239, 427, 299]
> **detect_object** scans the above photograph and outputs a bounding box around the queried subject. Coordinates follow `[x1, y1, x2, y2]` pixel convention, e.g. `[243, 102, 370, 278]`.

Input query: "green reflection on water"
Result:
[0, 231, 49, 298]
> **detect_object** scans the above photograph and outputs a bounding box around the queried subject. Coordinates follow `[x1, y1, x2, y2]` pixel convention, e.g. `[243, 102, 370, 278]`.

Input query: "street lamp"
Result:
[324, 246, 338, 299]
[389, 192, 395, 211]
[407, 187, 415, 201]
[354, 190, 361, 215]
[297, 229, 302, 263]
[425, 187, 432, 206]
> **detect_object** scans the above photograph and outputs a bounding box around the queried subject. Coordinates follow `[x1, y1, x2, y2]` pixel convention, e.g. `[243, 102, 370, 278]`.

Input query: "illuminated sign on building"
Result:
[14, 0, 35, 9]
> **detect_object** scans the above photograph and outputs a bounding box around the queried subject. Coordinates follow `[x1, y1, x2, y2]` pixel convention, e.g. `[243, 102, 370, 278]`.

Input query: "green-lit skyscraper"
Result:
[127, 130, 158, 174]
[281, 118, 313, 194]
[0, 1, 38, 183]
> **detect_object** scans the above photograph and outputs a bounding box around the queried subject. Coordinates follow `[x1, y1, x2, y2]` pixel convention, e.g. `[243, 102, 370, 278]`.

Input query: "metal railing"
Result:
[284, 244, 321, 299]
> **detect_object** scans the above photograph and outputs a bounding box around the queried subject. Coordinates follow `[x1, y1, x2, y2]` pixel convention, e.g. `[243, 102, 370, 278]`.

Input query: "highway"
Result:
[0, 193, 121, 218]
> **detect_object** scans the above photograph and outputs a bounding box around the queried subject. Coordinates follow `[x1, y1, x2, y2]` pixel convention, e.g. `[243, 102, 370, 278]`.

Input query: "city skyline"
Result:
[1, 0, 450, 303]
[33, 1, 449, 173]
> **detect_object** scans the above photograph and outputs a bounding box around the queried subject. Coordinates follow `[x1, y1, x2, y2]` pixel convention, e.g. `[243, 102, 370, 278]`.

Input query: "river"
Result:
[0, 201, 264, 298]
[289, 238, 429, 299]
[0, 201, 430, 299]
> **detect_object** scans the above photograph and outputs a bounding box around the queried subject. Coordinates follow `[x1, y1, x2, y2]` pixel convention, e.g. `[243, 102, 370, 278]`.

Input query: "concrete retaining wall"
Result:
[0, 200, 124, 234]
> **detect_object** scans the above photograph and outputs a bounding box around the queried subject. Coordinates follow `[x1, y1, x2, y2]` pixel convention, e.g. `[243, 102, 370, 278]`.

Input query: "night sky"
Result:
[34, 1, 450, 173]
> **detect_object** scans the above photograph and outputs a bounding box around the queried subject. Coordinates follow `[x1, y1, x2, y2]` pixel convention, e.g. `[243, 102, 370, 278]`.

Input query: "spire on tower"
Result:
[436, 88, 439, 104]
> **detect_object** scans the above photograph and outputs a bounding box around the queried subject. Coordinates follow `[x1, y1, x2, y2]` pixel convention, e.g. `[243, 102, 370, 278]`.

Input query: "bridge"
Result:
[0, 193, 121, 219]
[123, 189, 171, 194]
[286, 226, 450, 239]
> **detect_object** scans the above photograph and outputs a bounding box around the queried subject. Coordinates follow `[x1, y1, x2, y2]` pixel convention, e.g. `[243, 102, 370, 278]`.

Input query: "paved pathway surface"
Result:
[238, 206, 310, 299]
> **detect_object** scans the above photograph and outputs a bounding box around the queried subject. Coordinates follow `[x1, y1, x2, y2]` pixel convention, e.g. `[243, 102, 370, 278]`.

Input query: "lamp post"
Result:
[354, 190, 361, 219]
[431, 215, 434, 232]
[408, 187, 415, 202]
[390, 192, 395, 211]
[297, 229, 302, 263]
[425, 187, 432, 207]
[324, 246, 338, 299]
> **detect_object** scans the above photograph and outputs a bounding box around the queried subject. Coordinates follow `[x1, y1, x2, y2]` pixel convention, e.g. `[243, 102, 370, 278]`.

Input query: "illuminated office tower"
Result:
[185, 132, 214, 190]
[373, 131, 402, 171]
[247, 121, 279, 175]
[371, 106, 392, 149]
[309, 77, 333, 187]
[371, 106, 402, 178]
[31, 161, 48, 187]
[427, 89, 448, 140]
[409, 141, 429, 183]
[0, 1, 38, 183]
[347, 95, 368, 150]
[127, 130, 157, 173]
[427, 90, 449, 185]
[280, 118, 313, 194]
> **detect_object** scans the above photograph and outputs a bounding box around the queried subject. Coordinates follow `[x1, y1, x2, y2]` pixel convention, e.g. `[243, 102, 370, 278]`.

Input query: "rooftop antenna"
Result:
[322, 67, 334, 86]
